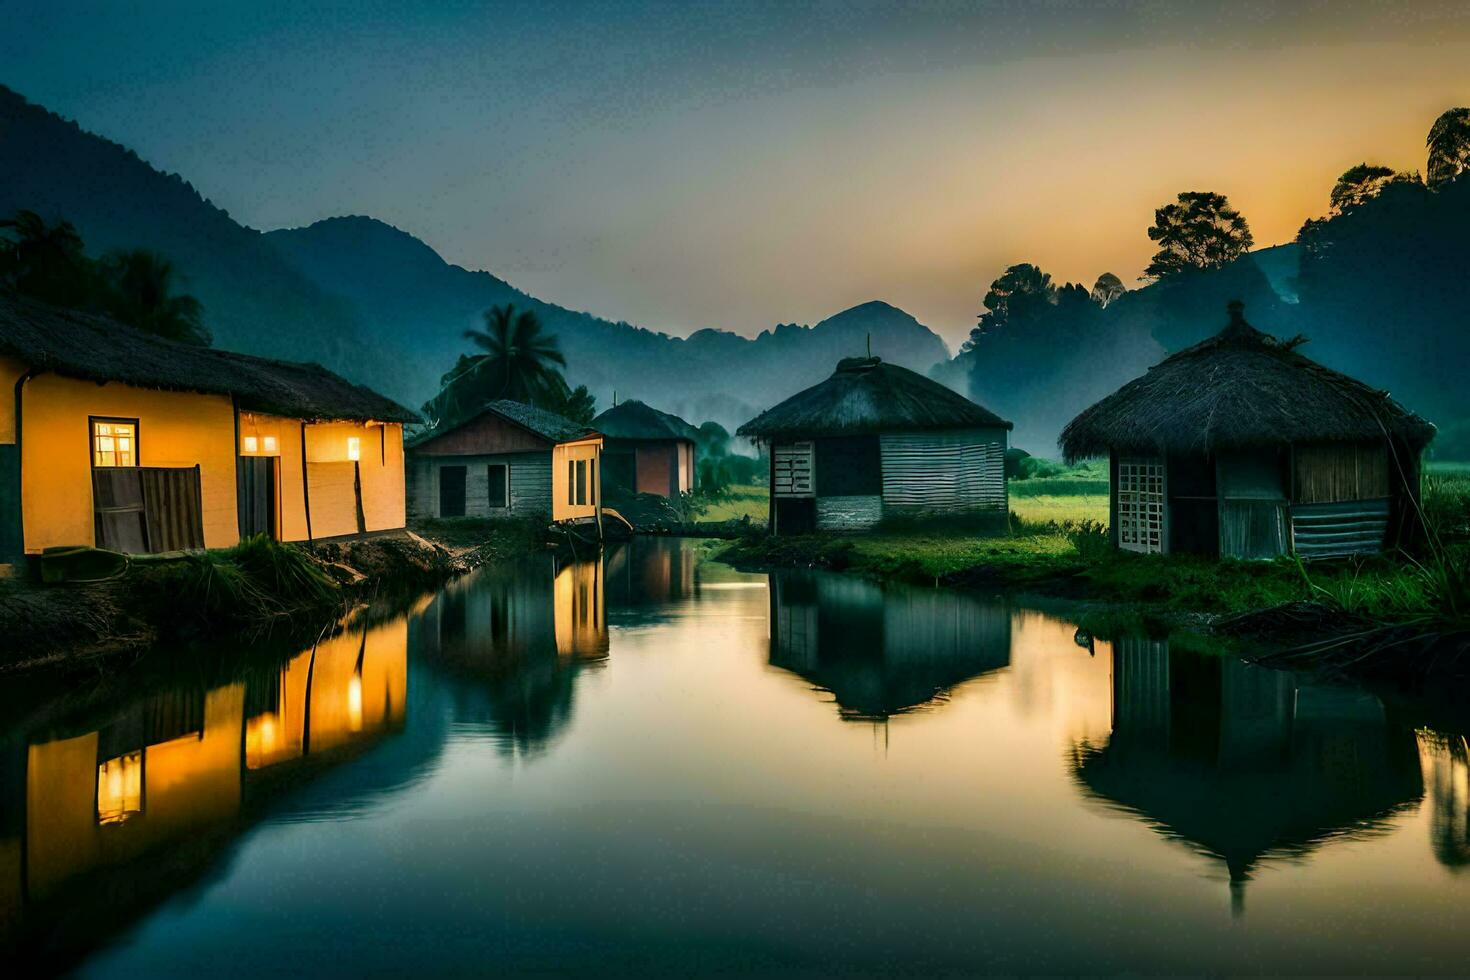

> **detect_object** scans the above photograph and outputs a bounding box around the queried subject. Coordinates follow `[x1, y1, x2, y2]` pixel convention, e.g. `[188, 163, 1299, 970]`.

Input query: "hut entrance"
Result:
[237, 456, 278, 539]
[439, 465, 467, 518]
[1116, 458, 1165, 554]
[1216, 451, 1287, 560]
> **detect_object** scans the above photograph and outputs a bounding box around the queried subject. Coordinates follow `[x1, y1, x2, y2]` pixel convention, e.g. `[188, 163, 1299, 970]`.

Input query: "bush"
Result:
[1066, 520, 1112, 561]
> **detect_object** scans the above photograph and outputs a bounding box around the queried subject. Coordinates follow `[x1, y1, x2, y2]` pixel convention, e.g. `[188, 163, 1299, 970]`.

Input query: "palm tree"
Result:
[100, 249, 211, 346]
[425, 305, 569, 426]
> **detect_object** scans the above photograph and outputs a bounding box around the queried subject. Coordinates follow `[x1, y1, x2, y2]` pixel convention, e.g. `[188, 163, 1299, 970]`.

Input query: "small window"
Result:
[97, 751, 143, 824]
[576, 460, 587, 506]
[92, 418, 138, 468]
[487, 463, 509, 508]
[590, 458, 597, 505]
[568, 460, 575, 505]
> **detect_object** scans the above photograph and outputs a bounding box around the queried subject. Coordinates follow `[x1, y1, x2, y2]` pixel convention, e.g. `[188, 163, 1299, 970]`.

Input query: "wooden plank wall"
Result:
[1294, 443, 1389, 504]
[1291, 499, 1390, 557]
[407, 451, 552, 520]
[879, 429, 1006, 513]
[773, 442, 814, 497]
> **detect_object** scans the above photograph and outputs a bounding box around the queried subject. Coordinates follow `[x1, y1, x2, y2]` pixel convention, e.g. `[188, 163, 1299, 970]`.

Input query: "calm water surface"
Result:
[4, 538, 1470, 975]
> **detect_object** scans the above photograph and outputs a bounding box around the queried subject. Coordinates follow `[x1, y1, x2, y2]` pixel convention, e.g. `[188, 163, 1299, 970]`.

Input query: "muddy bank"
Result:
[0, 521, 542, 675]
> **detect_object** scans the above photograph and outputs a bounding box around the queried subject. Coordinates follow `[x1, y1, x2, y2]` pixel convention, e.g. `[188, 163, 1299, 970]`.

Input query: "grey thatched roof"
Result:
[483, 400, 595, 442]
[737, 356, 1011, 440]
[593, 399, 698, 442]
[1059, 303, 1435, 462]
[0, 294, 418, 423]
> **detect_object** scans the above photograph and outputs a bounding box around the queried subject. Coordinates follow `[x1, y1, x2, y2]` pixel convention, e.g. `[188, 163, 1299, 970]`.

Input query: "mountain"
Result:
[265, 216, 950, 429]
[0, 85, 387, 392]
[1, 85, 951, 431]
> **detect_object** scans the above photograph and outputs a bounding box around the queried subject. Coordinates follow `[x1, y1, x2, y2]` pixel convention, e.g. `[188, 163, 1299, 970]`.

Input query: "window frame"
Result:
[487, 462, 510, 509]
[89, 416, 141, 469]
[575, 459, 587, 506]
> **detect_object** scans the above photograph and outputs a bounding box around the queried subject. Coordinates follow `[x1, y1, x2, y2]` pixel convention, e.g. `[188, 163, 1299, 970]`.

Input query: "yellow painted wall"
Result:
[552, 436, 603, 522]
[306, 461, 360, 539]
[20, 374, 239, 553]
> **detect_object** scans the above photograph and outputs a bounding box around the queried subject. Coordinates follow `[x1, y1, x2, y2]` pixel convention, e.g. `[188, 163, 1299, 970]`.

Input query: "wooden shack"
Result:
[591, 399, 697, 498]
[737, 356, 1011, 534]
[406, 399, 602, 525]
[1060, 302, 1435, 559]
[0, 295, 416, 569]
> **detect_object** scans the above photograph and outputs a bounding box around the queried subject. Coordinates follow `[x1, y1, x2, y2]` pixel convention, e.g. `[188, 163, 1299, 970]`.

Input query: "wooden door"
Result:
[439, 465, 467, 517]
[237, 456, 278, 539]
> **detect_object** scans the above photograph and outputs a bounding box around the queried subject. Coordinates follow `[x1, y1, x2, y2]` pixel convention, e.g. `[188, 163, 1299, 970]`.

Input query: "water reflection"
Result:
[768, 572, 1011, 720]
[412, 556, 608, 757]
[1072, 637, 1424, 908]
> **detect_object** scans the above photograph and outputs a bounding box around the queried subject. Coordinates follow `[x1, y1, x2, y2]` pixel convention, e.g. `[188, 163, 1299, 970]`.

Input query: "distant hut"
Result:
[592, 399, 698, 498]
[1060, 302, 1435, 559]
[737, 356, 1011, 534]
[406, 400, 602, 526]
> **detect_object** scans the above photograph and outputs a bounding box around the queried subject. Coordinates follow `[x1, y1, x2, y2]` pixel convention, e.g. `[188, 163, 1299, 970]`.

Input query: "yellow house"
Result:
[406, 399, 602, 527]
[0, 296, 418, 567]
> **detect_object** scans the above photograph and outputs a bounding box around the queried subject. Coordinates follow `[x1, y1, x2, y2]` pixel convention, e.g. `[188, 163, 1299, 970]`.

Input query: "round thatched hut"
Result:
[1060, 302, 1435, 559]
[738, 356, 1012, 534]
[592, 399, 699, 499]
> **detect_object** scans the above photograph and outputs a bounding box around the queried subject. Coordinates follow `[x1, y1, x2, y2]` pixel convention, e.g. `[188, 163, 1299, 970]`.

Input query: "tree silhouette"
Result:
[965, 263, 1056, 348]
[1427, 107, 1470, 187]
[1144, 191, 1253, 280]
[1090, 272, 1126, 308]
[1329, 164, 1420, 215]
[0, 209, 93, 306]
[424, 304, 572, 426]
[100, 249, 210, 346]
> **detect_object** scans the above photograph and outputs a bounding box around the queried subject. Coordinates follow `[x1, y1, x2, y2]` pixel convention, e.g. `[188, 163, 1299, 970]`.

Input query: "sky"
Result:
[3, 1, 1470, 350]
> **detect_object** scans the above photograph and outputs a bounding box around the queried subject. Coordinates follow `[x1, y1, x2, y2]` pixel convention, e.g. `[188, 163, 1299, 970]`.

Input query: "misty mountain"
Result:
[1, 84, 950, 431]
[265, 216, 950, 429]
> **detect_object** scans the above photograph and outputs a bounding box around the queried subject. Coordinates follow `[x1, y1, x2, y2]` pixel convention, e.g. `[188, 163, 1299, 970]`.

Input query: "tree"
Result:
[1143, 191, 1253, 280]
[539, 382, 597, 426]
[99, 249, 211, 346]
[1427, 107, 1470, 187]
[1089, 272, 1126, 308]
[965, 263, 1056, 348]
[0, 209, 94, 306]
[424, 304, 571, 427]
[1329, 163, 1420, 215]
[696, 420, 731, 459]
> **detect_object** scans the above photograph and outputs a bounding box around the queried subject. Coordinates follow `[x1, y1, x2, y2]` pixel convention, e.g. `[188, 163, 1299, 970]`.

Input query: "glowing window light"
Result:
[347, 436, 361, 461]
[242, 435, 259, 453]
[262, 435, 278, 453]
[348, 673, 364, 732]
[97, 751, 143, 824]
[245, 711, 279, 770]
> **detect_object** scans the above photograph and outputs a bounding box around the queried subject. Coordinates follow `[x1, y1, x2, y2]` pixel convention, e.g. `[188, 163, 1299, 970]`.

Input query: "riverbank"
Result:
[0, 518, 545, 675]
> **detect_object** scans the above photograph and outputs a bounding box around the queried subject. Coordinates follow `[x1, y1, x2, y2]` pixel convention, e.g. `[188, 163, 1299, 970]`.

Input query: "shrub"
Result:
[1066, 520, 1112, 561]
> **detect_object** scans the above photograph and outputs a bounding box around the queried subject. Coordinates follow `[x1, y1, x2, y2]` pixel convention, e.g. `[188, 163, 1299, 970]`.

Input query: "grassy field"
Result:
[692, 479, 1108, 525]
[691, 484, 769, 522]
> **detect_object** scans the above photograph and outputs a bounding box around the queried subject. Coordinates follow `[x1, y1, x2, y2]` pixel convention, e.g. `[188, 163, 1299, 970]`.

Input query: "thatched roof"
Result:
[737, 356, 1011, 440]
[1059, 303, 1434, 462]
[593, 399, 698, 442]
[407, 399, 594, 448]
[0, 295, 418, 423]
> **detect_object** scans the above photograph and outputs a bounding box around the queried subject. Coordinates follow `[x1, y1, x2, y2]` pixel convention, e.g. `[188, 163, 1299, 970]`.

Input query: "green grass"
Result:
[1008, 493, 1109, 525]
[692, 484, 768, 523]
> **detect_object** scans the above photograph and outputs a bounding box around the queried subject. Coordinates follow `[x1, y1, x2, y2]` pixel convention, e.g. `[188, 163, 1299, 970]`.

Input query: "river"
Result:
[3, 537, 1469, 975]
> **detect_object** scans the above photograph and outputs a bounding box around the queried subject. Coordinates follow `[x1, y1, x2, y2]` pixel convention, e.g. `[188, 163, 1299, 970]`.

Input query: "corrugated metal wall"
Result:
[1291, 499, 1390, 558]
[879, 429, 1006, 513]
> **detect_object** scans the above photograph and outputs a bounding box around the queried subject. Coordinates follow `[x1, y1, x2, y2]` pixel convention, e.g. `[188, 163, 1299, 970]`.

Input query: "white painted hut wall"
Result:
[878, 429, 1007, 513]
[407, 450, 553, 519]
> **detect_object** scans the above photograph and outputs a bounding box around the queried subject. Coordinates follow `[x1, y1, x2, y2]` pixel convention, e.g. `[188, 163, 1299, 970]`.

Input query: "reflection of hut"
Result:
[406, 400, 602, 525]
[592, 399, 698, 499]
[1060, 303, 1435, 559]
[604, 538, 697, 608]
[1074, 639, 1422, 903]
[1418, 731, 1470, 870]
[413, 555, 607, 755]
[768, 572, 1011, 719]
[738, 357, 1011, 535]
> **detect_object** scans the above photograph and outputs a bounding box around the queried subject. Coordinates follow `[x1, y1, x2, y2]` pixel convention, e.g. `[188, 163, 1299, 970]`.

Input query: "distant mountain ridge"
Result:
[0, 84, 951, 432]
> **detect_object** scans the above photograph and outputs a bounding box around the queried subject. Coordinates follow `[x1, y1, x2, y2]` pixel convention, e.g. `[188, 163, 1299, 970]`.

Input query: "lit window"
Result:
[97, 751, 143, 824]
[92, 420, 137, 467]
[347, 436, 361, 461]
[242, 435, 259, 453]
[262, 435, 278, 453]
[348, 672, 364, 732]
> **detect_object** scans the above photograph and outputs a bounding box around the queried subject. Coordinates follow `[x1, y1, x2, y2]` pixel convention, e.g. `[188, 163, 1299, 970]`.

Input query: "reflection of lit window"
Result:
[263, 435, 278, 453]
[242, 435, 259, 453]
[92, 419, 138, 467]
[347, 437, 361, 461]
[97, 751, 143, 824]
[348, 673, 364, 732]
[245, 712, 279, 770]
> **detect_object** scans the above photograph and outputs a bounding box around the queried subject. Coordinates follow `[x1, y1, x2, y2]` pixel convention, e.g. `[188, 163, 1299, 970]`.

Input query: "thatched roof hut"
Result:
[739, 356, 1010, 441]
[1060, 303, 1433, 462]
[0, 295, 419, 423]
[592, 399, 697, 499]
[738, 357, 1011, 535]
[1060, 302, 1434, 559]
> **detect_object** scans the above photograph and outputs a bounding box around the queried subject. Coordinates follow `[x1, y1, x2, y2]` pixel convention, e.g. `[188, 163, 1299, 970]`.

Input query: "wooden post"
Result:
[768, 445, 777, 535]
[300, 422, 313, 542]
[353, 460, 366, 535]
